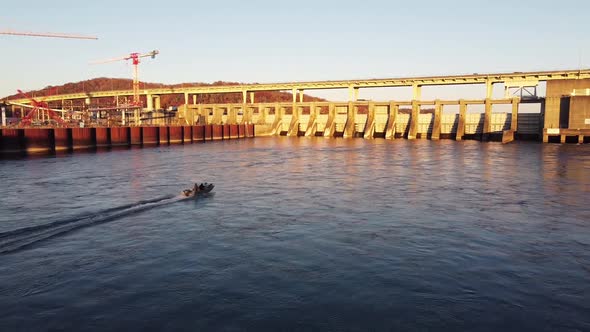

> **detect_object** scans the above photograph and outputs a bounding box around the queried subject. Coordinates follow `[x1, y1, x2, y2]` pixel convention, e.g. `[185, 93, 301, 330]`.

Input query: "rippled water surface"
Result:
[1, 138, 589, 331]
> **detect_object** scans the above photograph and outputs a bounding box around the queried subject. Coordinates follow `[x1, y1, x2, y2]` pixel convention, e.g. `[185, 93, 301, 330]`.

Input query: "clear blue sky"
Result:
[1, 0, 588, 101]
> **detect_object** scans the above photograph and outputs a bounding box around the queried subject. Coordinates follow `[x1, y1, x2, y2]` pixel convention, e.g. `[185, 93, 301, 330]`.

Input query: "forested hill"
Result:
[4, 78, 325, 108]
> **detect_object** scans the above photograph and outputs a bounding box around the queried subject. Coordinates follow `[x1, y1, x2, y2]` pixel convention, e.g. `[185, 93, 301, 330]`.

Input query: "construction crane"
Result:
[15, 89, 67, 126]
[2, 29, 96, 126]
[92, 50, 159, 106]
[0, 30, 98, 40]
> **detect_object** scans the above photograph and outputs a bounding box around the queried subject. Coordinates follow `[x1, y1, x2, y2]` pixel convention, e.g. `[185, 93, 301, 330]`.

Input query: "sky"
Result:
[1, 0, 589, 102]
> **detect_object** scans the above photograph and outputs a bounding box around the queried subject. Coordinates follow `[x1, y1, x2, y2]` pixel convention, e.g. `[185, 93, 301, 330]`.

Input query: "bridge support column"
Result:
[511, 97, 519, 131]
[250, 92, 255, 104]
[385, 101, 398, 139]
[486, 80, 494, 99]
[408, 100, 420, 139]
[432, 100, 442, 140]
[146, 94, 153, 110]
[412, 84, 422, 100]
[192, 95, 197, 105]
[154, 96, 161, 110]
[184, 92, 189, 107]
[482, 98, 492, 141]
[298, 90, 304, 103]
[348, 87, 359, 101]
[456, 100, 466, 141]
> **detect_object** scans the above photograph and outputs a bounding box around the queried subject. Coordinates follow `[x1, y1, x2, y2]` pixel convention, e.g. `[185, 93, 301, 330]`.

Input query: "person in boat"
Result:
[183, 183, 199, 197]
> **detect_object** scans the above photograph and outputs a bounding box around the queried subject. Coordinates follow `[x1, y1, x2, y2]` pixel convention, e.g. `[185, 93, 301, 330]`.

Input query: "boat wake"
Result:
[0, 194, 186, 255]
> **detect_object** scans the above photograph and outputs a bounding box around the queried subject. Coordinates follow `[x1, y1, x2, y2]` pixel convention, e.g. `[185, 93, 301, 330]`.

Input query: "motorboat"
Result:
[182, 183, 215, 197]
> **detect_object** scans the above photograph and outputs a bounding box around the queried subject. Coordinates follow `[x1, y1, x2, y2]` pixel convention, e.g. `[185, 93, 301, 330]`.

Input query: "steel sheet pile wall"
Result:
[246, 124, 255, 138]
[111, 127, 129, 146]
[158, 127, 169, 145]
[193, 125, 205, 141]
[229, 125, 239, 139]
[54, 128, 72, 151]
[1, 129, 24, 153]
[169, 126, 183, 144]
[222, 125, 231, 140]
[212, 125, 223, 140]
[1, 125, 255, 156]
[203, 125, 213, 141]
[183, 126, 192, 143]
[72, 128, 96, 149]
[130, 127, 142, 145]
[142, 127, 159, 145]
[96, 128, 110, 147]
[24, 129, 53, 153]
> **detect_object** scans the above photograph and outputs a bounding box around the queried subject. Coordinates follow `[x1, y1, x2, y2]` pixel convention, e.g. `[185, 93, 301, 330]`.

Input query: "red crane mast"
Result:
[92, 50, 159, 106]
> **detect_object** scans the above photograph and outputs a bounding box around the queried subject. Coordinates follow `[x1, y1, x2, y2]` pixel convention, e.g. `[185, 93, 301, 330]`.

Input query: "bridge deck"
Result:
[6, 69, 590, 104]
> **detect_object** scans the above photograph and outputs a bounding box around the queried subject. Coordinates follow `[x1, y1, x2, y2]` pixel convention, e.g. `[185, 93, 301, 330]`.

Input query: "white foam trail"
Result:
[0, 195, 186, 254]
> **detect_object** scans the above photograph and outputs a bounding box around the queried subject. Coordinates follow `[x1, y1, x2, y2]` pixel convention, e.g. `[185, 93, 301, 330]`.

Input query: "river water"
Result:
[0, 137, 589, 331]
